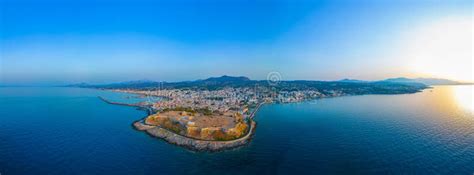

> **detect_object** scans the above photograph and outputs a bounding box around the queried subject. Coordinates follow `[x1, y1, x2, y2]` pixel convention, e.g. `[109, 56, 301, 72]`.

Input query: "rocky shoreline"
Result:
[99, 95, 261, 152]
[133, 119, 257, 152]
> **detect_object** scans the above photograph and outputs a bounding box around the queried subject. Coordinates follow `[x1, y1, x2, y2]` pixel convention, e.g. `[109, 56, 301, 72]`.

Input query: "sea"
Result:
[0, 86, 473, 174]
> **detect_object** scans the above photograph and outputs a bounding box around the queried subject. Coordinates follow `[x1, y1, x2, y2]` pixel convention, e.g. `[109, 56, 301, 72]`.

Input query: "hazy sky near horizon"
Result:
[0, 0, 472, 84]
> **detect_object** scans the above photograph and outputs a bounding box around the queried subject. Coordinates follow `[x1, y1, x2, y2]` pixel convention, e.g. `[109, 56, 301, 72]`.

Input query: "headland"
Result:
[91, 75, 428, 151]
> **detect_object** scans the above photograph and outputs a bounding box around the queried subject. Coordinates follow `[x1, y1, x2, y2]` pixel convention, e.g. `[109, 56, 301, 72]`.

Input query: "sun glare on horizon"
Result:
[400, 16, 473, 82]
[452, 85, 474, 113]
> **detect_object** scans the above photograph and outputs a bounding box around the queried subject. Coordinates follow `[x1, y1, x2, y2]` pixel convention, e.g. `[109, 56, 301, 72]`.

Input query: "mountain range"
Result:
[380, 77, 470, 85]
[68, 76, 469, 89]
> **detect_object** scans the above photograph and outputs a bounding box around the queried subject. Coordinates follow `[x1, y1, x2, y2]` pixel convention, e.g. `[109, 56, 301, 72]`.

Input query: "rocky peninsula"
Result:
[133, 119, 257, 152]
[131, 103, 263, 152]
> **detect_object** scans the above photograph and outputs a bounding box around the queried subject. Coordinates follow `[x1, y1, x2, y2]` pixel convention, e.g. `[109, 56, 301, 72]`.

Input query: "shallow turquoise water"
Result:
[0, 86, 473, 174]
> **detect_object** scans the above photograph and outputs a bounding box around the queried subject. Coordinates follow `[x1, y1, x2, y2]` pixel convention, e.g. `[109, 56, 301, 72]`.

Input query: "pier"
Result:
[98, 96, 155, 115]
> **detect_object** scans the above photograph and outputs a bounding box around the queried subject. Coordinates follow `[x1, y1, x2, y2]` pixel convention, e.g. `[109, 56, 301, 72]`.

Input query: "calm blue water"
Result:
[0, 86, 473, 174]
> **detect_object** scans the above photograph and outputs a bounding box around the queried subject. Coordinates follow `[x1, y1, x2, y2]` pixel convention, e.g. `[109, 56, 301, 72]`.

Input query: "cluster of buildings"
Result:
[114, 87, 338, 114]
[116, 87, 256, 113]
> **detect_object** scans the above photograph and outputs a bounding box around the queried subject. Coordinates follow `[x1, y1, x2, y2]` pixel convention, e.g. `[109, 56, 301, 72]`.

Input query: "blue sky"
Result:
[0, 0, 472, 84]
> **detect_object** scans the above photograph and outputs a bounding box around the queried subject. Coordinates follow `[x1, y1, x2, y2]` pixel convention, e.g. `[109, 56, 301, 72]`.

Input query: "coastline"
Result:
[97, 85, 427, 152]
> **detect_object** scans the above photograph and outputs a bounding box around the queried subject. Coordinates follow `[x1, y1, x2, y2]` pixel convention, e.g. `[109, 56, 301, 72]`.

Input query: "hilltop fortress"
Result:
[145, 109, 249, 141]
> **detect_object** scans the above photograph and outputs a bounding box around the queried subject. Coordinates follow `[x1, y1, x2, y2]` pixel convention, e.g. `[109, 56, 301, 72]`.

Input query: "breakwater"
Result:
[98, 96, 155, 115]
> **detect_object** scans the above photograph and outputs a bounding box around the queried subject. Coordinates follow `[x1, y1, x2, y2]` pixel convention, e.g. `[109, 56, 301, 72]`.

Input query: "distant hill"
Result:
[382, 77, 470, 85]
[65, 76, 253, 90]
[337, 79, 368, 83]
[334, 77, 470, 86]
[63, 82, 90, 87]
[65, 75, 434, 95]
[118, 79, 157, 84]
[66, 76, 470, 90]
[67, 80, 161, 89]
[201, 75, 250, 83]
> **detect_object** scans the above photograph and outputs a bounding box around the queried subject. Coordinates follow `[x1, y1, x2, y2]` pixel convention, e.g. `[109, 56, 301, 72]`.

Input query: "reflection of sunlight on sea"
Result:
[452, 85, 474, 113]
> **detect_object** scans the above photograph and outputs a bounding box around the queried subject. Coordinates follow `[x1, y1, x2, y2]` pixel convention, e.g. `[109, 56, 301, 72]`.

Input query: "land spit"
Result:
[133, 119, 257, 152]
